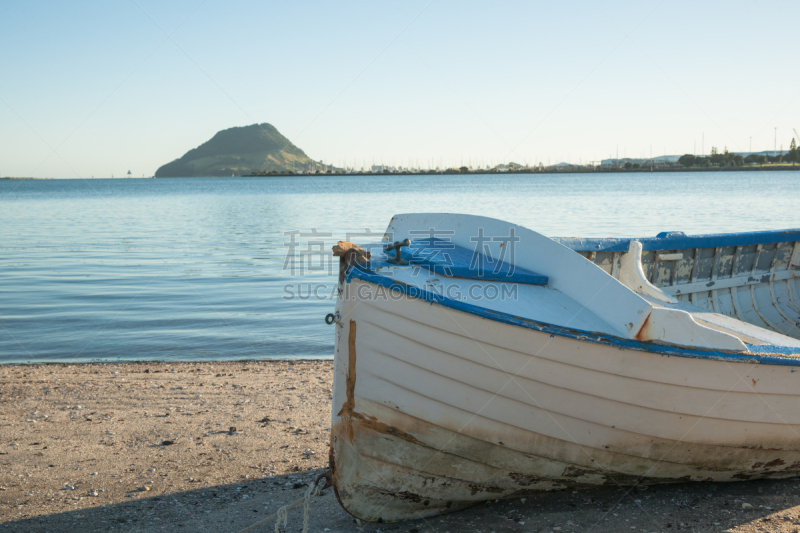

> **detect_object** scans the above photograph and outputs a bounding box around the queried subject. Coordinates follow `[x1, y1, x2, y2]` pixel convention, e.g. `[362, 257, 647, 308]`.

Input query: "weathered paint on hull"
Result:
[331, 280, 800, 523]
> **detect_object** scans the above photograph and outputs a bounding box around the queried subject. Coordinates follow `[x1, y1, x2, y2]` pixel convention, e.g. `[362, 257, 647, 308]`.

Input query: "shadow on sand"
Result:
[5, 471, 800, 532]
[2, 468, 339, 533]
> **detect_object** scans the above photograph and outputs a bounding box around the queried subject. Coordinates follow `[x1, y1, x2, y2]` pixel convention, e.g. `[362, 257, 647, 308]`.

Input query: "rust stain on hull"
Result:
[350, 411, 422, 444]
[507, 472, 542, 486]
[335, 320, 358, 443]
[336, 320, 358, 420]
[752, 458, 786, 469]
[468, 483, 506, 496]
[334, 319, 421, 445]
[633, 312, 652, 341]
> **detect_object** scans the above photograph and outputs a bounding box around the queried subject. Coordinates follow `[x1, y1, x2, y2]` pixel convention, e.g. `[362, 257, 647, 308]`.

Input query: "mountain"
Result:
[155, 123, 314, 177]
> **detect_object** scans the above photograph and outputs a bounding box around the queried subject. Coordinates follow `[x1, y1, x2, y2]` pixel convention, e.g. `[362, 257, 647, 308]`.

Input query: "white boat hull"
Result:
[331, 279, 800, 522]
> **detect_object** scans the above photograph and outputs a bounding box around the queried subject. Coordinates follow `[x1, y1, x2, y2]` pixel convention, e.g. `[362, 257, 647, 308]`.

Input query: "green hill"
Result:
[155, 123, 314, 177]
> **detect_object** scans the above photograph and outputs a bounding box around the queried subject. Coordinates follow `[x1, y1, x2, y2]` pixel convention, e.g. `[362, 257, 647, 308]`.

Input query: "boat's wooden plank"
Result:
[355, 390, 800, 479]
[673, 252, 695, 286]
[690, 290, 713, 312]
[769, 243, 782, 271]
[785, 279, 800, 315]
[669, 255, 677, 286]
[728, 287, 746, 323]
[353, 290, 800, 392]
[650, 251, 677, 286]
[731, 286, 771, 330]
[711, 247, 722, 280]
[690, 248, 701, 283]
[710, 289, 719, 313]
[354, 324, 800, 446]
[732, 245, 743, 278]
[750, 284, 794, 335]
[649, 250, 660, 284]
[773, 242, 796, 271]
[720, 246, 737, 279]
[663, 269, 796, 296]
[353, 396, 798, 479]
[712, 288, 737, 318]
[769, 280, 800, 331]
[354, 398, 575, 479]
[358, 330, 800, 429]
[597, 251, 616, 275]
[649, 252, 674, 286]
[751, 244, 764, 274]
[764, 245, 800, 334]
[697, 247, 716, 281]
[791, 241, 800, 268]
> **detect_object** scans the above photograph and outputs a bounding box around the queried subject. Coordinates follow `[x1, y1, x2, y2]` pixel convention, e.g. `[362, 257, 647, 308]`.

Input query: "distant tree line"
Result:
[678, 140, 799, 168]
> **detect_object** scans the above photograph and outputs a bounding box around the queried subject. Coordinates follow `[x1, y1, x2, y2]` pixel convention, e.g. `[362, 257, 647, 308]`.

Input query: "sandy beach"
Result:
[3, 361, 800, 533]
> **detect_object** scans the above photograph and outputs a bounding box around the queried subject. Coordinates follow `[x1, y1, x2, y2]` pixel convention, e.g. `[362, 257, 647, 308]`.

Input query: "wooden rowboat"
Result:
[327, 213, 800, 523]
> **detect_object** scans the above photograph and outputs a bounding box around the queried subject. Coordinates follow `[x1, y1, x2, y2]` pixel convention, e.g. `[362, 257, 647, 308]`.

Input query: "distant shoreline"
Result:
[243, 164, 800, 178]
[4, 166, 796, 180]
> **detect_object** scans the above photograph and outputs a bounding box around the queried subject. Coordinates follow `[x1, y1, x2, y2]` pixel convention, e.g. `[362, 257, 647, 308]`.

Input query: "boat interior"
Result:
[556, 230, 800, 343]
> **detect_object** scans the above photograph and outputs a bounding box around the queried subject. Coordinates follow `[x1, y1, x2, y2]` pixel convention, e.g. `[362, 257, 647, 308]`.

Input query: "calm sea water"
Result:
[1, 172, 798, 363]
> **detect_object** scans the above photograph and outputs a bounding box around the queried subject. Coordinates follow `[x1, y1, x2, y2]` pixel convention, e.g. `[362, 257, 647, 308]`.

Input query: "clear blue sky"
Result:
[1, 0, 798, 177]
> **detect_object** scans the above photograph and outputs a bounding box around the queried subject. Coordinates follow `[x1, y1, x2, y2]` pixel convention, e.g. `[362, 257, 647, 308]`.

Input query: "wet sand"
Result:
[3, 361, 800, 533]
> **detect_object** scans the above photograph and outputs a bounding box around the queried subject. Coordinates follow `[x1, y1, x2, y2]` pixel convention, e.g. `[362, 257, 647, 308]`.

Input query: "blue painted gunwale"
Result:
[345, 265, 800, 366]
[361, 240, 548, 286]
[554, 227, 800, 253]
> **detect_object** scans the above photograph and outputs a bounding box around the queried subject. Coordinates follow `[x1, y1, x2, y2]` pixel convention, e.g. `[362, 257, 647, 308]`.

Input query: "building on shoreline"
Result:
[600, 155, 681, 169]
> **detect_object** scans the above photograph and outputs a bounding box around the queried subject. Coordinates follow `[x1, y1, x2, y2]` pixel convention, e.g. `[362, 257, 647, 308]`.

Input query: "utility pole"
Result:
[775, 127, 778, 153]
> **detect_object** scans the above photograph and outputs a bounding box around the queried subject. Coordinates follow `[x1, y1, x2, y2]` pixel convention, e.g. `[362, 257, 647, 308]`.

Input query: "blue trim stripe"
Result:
[346, 266, 800, 366]
[362, 239, 548, 286]
[555, 227, 800, 253]
[744, 344, 800, 357]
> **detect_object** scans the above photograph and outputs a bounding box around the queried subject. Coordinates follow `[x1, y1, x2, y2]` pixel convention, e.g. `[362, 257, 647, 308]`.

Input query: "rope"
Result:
[234, 476, 328, 533]
[301, 478, 324, 532]
[275, 502, 289, 533]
